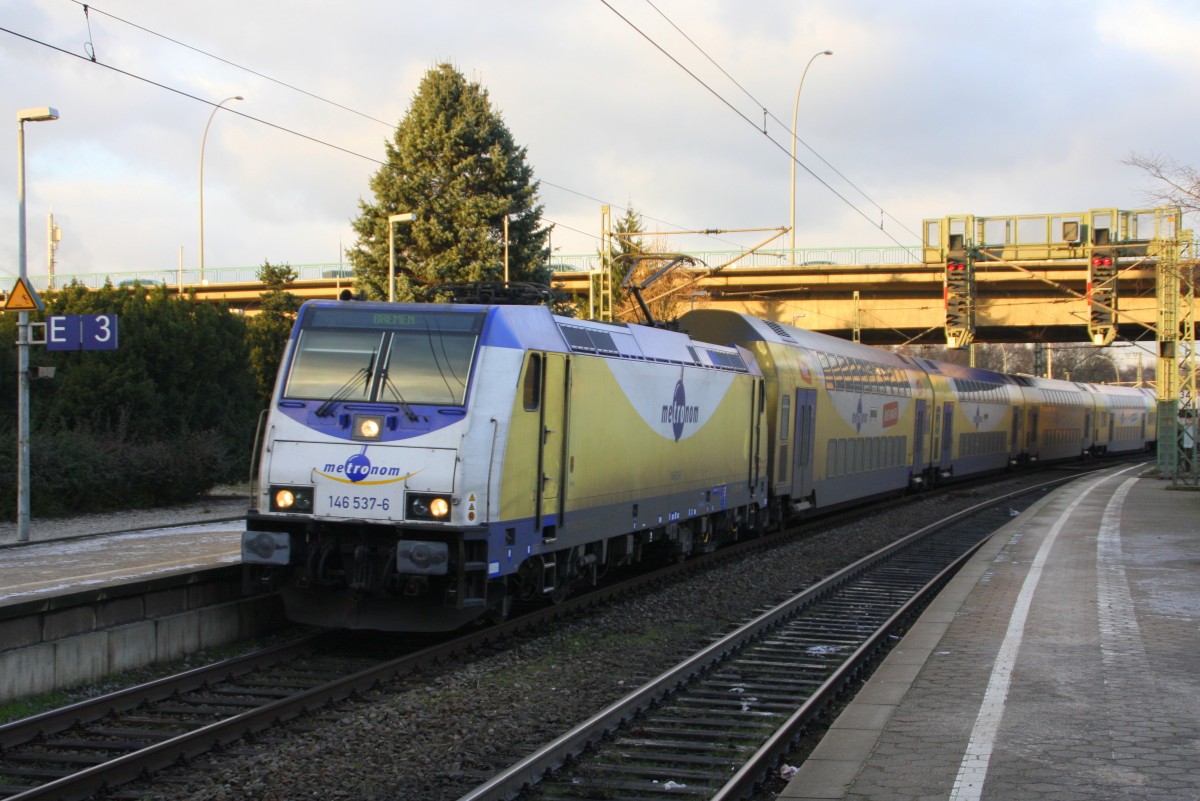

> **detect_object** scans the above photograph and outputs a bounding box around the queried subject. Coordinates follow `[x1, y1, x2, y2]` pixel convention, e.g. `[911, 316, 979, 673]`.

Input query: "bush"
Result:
[0, 282, 262, 519]
[0, 428, 245, 519]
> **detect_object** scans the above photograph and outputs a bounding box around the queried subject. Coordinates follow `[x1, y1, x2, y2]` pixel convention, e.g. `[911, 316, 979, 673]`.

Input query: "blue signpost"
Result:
[46, 314, 119, 351]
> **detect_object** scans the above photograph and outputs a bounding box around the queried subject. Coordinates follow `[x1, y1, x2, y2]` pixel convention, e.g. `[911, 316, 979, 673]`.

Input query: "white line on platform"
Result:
[948, 464, 1141, 801]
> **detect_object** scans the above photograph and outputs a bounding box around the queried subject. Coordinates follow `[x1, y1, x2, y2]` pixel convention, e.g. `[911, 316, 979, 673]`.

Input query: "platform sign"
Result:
[46, 314, 119, 351]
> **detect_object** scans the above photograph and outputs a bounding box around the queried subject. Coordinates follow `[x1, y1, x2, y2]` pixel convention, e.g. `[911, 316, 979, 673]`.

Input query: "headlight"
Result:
[407, 492, 451, 520]
[271, 485, 313, 512]
[353, 414, 384, 440]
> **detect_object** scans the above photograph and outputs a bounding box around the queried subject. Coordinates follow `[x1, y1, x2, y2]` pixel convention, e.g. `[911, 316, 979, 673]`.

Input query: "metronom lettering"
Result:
[661, 403, 700, 424]
[323, 463, 404, 477]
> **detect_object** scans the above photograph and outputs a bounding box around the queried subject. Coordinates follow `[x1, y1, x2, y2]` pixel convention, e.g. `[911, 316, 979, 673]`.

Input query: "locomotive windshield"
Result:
[283, 308, 484, 406]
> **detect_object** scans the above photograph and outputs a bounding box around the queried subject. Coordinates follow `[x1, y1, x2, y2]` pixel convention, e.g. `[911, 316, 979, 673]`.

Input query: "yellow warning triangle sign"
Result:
[4, 277, 44, 312]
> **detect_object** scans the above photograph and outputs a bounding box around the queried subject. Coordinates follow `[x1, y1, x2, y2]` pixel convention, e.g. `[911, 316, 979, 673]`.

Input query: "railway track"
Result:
[455, 475, 1075, 801]
[0, 464, 1118, 800]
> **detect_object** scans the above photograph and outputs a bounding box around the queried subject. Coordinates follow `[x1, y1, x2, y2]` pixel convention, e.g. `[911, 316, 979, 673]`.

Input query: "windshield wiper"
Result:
[379, 368, 421, 422]
[315, 351, 375, 418]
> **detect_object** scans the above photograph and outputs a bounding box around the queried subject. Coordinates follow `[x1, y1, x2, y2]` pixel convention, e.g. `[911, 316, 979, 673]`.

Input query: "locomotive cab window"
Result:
[284, 308, 484, 406]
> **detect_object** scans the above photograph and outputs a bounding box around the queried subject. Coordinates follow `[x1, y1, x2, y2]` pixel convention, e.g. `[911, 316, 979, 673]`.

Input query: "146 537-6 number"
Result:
[327, 494, 391, 512]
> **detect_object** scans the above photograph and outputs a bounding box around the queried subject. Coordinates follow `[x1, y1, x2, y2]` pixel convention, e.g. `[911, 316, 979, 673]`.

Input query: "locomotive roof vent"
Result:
[762, 320, 797, 343]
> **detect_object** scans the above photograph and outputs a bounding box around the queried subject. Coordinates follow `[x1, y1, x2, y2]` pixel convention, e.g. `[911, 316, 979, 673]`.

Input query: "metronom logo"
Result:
[662, 380, 701, 441]
[316, 451, 412, 485]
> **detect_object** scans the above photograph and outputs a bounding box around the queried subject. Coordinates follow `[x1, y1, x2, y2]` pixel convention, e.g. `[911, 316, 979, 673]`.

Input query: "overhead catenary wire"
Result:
[13, 12, 745, 252]
[1, 25, 387, 165]
[9, 5, 870, 258]
[68, 0, 398, 128]
[603, 0, 920, 248]
[640, 0, 921, 242]
[0, 23, 609, 247]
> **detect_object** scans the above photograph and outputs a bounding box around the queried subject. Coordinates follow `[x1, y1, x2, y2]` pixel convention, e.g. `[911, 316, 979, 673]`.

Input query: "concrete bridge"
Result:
[15, 208, 1194, 348]
[21, 250, 1173, 347]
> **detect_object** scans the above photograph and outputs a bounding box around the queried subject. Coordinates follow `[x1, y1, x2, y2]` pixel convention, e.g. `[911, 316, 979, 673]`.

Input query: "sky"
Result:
[1, 0, 1197, 283]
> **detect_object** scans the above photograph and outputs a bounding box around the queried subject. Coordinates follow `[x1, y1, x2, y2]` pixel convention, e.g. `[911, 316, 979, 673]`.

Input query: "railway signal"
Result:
[944, 252, 975, 349]
[1087, 247, 1118, 346]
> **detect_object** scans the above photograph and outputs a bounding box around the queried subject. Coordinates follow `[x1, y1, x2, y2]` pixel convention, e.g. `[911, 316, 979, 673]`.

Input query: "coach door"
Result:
[536, 353, 569, 538]
[913, 399, 927, 473]
[939, 402, 955, 471]
[793, 388, 816, 500]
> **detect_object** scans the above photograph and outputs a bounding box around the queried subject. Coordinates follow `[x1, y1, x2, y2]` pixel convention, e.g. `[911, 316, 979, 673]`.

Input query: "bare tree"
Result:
[613, 233, 702, 325]
[1124, 153, 1200, 217]
[1049, 346, 1122, 384]
[889, 343, 1033, 375]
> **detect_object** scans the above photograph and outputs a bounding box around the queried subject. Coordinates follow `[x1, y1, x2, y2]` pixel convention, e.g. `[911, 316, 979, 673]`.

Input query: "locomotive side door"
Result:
[537, 352, 570, 539]
[749, 378, 764, 491]
[793, 388, 816, 501]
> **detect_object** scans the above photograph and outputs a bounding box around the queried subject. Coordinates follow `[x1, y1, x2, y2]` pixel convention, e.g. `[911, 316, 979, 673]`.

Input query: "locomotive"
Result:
[241, 299, 1155, 631]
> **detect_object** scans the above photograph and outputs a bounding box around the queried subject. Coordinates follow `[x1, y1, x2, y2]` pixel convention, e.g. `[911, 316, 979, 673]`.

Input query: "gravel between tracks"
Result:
[112, 477, 1045, 801]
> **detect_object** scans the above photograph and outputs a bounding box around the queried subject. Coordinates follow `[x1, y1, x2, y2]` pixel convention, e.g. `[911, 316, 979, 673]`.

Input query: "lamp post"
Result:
[789, 49, 832, 264]
[16, 106, 59, 542]
[199, 95, 242, 282]
[388, 212, 417, 302]
[503, 214, 510, 284]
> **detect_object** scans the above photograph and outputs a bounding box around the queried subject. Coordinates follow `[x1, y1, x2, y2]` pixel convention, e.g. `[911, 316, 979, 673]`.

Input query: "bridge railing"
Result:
[16, 243, 1032, 292]
[549, 246, 924, 272]
[27, 263, 359, 291]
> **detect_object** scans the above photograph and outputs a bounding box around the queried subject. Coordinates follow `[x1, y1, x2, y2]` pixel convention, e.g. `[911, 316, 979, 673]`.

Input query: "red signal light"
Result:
[1091, 255, 1113, 267]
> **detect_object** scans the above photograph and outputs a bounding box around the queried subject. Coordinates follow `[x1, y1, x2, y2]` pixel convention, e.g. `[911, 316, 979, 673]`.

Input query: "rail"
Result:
[456, 474, 1082, 801]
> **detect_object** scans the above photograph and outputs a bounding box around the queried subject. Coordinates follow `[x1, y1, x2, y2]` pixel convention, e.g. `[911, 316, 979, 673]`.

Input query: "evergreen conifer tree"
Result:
[246, 260, 301, 403]
[348, 64, 551, 300]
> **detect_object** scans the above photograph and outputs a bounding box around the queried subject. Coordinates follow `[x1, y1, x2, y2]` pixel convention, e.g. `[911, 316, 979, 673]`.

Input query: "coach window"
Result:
[523, 354, 542, 411]
[780, 394, 791, 441]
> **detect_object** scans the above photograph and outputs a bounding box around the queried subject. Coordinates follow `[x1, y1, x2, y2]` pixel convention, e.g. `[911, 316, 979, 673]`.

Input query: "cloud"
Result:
[1, 0, 1196, 280]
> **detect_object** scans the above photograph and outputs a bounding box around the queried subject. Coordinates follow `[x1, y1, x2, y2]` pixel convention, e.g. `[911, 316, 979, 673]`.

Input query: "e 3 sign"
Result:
[46, 314, 119, 351]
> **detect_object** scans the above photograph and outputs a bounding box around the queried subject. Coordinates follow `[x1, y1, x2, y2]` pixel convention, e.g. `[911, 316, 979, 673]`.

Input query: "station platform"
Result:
[781, 462, 1200, 801]
[0, 518, 245, 609]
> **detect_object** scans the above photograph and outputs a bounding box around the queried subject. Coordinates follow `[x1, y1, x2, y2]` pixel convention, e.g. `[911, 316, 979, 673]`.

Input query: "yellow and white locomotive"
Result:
[243, 300, 768, 630]
[242, 301, 1155, 631]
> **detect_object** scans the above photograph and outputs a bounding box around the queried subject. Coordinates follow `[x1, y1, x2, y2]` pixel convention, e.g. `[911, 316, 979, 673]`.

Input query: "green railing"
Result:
[19, 246, 931, 291]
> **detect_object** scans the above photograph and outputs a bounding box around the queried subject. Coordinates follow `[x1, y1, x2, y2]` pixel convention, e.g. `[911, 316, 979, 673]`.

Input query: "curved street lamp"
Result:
[199, 95, 243, 281]
[789, 50, 832, 263]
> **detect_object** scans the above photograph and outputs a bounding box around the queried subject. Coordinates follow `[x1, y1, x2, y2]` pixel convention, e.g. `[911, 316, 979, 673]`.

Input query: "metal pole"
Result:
[789, 50, 832, 264]
[387, 213, 416, 302]
[15, 106, 58, 542]
[16, 117, 30, 542]
[199, 96, 242, 283]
